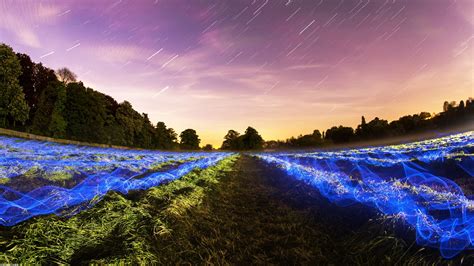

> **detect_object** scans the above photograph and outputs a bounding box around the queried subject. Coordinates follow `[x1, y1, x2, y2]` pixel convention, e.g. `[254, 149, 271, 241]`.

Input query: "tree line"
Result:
[0, 44, 203, 150]
[1, 43, 472, 151]
[264, 100, 474, 149]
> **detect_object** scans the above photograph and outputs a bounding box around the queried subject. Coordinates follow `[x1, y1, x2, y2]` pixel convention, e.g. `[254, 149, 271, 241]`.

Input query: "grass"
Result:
[0, 154, 472, 265]
[0, 155, 238, 264]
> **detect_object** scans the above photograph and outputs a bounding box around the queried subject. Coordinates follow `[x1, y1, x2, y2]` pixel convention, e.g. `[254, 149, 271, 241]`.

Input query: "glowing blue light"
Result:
[256, 132, 474, 259]
[0, 136, 232, 226]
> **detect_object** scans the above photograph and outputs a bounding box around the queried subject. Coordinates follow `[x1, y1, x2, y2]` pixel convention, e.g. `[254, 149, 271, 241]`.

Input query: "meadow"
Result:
[0, 132, 472, 264]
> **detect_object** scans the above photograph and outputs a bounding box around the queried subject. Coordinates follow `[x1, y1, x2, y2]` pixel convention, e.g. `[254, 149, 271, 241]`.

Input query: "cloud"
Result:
[90, 44, 146, 64]
[0, 14, 41, 48]
[0, 2, 65, 48]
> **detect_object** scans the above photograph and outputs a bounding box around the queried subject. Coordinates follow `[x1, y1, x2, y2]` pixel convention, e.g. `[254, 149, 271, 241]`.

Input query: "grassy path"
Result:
[159, 155, 342, 264]
[159, 155, 473, 265]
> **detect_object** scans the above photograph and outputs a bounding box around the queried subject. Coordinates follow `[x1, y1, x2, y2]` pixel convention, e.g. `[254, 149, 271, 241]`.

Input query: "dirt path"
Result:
[159, 155, 367, 264]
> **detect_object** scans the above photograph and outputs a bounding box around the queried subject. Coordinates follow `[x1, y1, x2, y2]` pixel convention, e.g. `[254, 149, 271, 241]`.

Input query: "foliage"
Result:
[0, 155, 238, 264]
[221, 127, 264, 150]
[267, 99, 474, 149]
[0, 44, 30, 127]
[202, 144, 213, 151]
[56, 67, 77, 84]
[154, 122, 178, 150]
[0, 44, 186, 150]
[221, 129, 242, 150]
[179, 129, 201, 150]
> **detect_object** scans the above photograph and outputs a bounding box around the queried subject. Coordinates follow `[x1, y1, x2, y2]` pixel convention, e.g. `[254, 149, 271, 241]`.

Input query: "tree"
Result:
[443, 101, 450, 112]
[221, 129, 241, 150]
[154, 122, 178, 149]
[241, 127, 264, 150]
[16, 53, 57, 122]
[458, 100, 465, 114]
[30, 82, 67, 137]
[286, 129, 323, 147]
[48, 83, 67, 138]
[115, 101, 143, 146]
[202, 144, 213, 151]
[65, 83, 108, 143]
[179, 129, 200, 150]
[8, 92, 30, 127]
[56, 68, 77, 84]
[325, 126, 354, 143]
[0, 44, 30, 127]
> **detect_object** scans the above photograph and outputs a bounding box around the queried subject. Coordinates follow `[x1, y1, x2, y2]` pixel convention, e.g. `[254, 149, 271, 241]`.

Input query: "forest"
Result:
[1, 43, 472, 151]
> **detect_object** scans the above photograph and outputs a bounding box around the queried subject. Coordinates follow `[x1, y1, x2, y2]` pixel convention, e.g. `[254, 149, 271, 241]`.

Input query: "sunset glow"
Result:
[1, 0, 472, 146]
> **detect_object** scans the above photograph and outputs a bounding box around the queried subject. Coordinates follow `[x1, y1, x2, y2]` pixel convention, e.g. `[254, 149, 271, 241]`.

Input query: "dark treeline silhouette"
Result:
[1, 44, 472, 151]
[0, 43, 202, 150]
[265, 100, 474, 149]
[221, 127, 264, 150]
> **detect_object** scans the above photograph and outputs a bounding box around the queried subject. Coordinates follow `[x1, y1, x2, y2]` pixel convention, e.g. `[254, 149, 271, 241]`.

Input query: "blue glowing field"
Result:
[256, 132, 474, 258]
[0, 136, 232, 226]
[0, 133, 473, 260]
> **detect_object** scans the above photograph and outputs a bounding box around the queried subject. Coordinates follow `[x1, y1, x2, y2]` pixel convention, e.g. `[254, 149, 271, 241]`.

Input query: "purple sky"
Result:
[1, 0, 472, 146]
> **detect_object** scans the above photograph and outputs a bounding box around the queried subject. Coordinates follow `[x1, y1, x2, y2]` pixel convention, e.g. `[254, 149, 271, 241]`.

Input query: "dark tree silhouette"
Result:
[179, 129, 201, 150]
[202, 144, 213, 151]
[241, 127, 264, 150]
[56, 68, 77, 84]
[221, 129, 241, 150]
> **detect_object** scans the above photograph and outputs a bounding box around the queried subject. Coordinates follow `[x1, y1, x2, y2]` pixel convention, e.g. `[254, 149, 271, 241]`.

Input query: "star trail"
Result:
[0, 0, 472, 145]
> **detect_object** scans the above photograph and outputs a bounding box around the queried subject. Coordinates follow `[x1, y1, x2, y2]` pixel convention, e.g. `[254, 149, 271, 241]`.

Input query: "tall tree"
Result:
[241, 127, 264, 150]
[221, 129, 241, 150]
[56, 68, 77, 84]
[65, 82, 108, 143]
[154, 122, 178, 149]
[16, 53, 57, 122]
[179, 129, 200, 150]
[30, 82, 60, 135]
[0, 44, 29, 127]
[48, 83, 67, 138]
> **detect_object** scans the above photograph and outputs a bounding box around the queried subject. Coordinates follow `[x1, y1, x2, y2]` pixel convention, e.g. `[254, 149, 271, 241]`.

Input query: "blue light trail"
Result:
[0, 136, 232, 226]
[256, 132, 474, 259]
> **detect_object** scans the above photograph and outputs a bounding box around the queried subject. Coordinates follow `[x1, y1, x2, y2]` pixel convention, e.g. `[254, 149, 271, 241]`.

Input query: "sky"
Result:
[0, 0, 473, 146]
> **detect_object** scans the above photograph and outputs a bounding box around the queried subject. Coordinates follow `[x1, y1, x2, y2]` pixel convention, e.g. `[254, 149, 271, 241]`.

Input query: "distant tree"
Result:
[65, 82, 108, 143]
[179, 129, 200, 150]
[241, 127, 264, 150]
[202, 144, 213, 151]
[443, 101, 450, 112]
[16, 53, 57, 122]
[0, 44, 30, 127]
[30, 81, 67, 137]
[48, 83, 67, 138]
[56, 67, 77, 84]
[356, 116, 367, 139]
[365, 117, 389, 138]
[459, 100, 465, 112]
[419, 112, 431, 120]
[221, 129, 241, 150]
[135, 113, 156, 148]
[287, 129, 323, 147]
[9, 92, 30, 127]
[325, 126, 354, 143]
[154, 122, 178, 149]
[115, 101, 143, 146]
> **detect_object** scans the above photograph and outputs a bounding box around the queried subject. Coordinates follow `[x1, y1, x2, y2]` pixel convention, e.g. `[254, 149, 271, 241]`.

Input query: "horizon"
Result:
[1, 0, 472, 146]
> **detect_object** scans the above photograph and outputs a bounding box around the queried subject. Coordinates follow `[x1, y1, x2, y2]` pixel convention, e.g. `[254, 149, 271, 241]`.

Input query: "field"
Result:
[0, 133, 473, 264]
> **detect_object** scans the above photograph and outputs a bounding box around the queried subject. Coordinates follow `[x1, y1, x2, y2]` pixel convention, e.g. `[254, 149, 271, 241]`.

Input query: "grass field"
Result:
[1, 153, 473, 264]
[0, 132, 473, 264]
